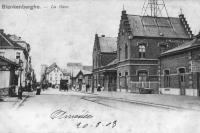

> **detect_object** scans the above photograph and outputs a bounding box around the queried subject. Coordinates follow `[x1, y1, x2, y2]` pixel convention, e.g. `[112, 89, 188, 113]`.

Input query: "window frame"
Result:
[138, 44, 146, 58]
[164, 69, 170, 88]
[177, 67, 186, 83]
[16, 52, 21, 59]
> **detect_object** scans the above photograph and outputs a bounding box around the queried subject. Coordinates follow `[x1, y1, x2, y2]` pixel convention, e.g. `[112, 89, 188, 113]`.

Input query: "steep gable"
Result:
[119, 10, 193, 39]
[0, 30, 24, 50]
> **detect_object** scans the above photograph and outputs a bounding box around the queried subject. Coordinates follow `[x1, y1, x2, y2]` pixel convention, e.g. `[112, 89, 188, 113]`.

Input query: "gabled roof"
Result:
[124, 14, 191, 39]
[75, 70, 92, 78]
[0, 56, 19, 66]
[0, 31, 24, 50]
[9, 34, 30, 52]
[82, 70, 92, 75]
[98, 36, 117, 53]
[161, 37, 200, 57]
[46, 63, 61, 74]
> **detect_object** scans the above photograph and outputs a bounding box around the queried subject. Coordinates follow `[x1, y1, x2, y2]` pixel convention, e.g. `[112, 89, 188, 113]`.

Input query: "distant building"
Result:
[41, 64, 48, 76]
[67, 62, 83, 72]
[159, 33, 200, 96]
[46, 63, 64, 88]
[73, 70, 92, 91]
[82, 65, 92, 72]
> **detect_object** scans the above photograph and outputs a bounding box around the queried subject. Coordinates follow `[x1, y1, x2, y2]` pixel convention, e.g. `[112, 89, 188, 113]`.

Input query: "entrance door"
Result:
[178, 68, 186, 95]
[78, 79, 82, 91]
[138, 72, 147, 88]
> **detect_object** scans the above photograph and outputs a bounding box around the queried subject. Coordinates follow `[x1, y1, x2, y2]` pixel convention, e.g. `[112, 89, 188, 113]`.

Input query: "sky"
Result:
[0, 0, 200, 80]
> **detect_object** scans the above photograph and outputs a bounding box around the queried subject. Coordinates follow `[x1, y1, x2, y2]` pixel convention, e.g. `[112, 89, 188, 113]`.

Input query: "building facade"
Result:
[45, 63, 63, 88]
[117, 10, 192, 93]
[159, 34, 200, 96]
[92, 34, 117, 91]
[73, 70, 92, 91]
[0, 56, 18, 96]
[0, 29, 33, 94]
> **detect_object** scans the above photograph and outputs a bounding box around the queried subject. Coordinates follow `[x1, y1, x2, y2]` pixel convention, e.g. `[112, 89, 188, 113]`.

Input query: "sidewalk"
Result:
[80, 90, 200, 111]
[0, 91, 35, 109]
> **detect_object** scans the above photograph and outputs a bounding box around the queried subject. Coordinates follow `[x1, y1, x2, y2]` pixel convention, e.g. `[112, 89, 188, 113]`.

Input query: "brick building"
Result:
[92, 34, 117, 91]
[117, 10, 192, 93]
[159, 34, 200, 96]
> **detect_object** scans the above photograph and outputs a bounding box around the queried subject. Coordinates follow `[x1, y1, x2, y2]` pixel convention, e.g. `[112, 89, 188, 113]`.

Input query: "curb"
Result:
[14, 95, 29, 109]
[77, 91, 200, 111]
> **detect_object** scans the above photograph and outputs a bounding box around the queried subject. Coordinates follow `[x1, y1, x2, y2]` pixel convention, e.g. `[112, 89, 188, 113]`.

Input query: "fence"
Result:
[129, 81, 159, 93]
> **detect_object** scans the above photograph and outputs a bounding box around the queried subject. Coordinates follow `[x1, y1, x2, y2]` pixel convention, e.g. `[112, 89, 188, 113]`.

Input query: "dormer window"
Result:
[139, 44, 146, 58]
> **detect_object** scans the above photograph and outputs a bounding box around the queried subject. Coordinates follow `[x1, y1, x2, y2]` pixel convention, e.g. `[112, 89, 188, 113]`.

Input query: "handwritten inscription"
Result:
[50, 109, 93, 119]
[51, 4, 69, 9]
[76, 120, 117, 128]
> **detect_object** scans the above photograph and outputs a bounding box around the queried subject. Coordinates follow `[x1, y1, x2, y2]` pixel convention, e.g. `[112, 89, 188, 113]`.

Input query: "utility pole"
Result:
[141, 0, 169, 17]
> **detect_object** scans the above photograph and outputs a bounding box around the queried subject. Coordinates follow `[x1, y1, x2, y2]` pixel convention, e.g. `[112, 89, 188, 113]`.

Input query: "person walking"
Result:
[97, 84, 101, 92]
[18, 86, 22, 100]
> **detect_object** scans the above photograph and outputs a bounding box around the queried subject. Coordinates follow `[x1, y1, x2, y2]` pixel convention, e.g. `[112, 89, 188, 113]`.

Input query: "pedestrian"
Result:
[97, 84, 101, 92]
[18, 86, 22, 100]
[66, 83, 68, 92]
[86, 84, 89, 92]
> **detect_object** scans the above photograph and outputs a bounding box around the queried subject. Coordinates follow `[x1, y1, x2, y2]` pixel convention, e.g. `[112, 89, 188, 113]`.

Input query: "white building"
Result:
[0, 30, 31, 89]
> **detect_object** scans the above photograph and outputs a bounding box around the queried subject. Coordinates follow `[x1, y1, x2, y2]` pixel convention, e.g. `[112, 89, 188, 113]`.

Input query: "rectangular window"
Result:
[125, 72, 128, 76]
[139, 45, 146, 58]
[16, 52, 20, 59]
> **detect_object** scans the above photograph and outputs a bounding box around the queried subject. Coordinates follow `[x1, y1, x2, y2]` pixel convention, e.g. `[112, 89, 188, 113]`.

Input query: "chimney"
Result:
[0, 29, 4, 34]
[101, 35, 105, 37]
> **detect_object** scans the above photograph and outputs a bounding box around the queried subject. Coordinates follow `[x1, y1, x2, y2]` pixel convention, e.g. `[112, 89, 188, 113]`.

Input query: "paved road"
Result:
[0, 88, 200, 133]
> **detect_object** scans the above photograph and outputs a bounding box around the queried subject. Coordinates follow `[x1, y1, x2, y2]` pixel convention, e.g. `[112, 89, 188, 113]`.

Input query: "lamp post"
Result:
[18, 59, 23, 100]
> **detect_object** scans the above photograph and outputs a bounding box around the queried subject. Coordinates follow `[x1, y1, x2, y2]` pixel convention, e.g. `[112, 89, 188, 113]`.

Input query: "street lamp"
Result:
[18, 59, 23, 99]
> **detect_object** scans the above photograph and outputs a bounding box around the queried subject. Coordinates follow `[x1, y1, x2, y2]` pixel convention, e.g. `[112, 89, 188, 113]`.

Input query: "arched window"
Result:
[178, 68, 186, 82]
[164, 69, 170, 87]
[139, 45, 146, 58]
[125, 43, 128, 59]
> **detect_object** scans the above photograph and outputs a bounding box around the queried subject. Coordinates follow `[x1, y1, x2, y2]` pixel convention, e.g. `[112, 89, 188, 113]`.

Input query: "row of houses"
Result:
[92, 8, 200, 97]
[0, 29, 36, 97]
[40, 62, 92, 91]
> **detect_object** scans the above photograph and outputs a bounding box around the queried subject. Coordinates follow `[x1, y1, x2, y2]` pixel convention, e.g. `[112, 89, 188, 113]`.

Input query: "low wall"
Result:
[159, 88, 180, 95]
[185, 89, 198, 96]
[0, 87, 9, 96]
[159, 88, 199, 96]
